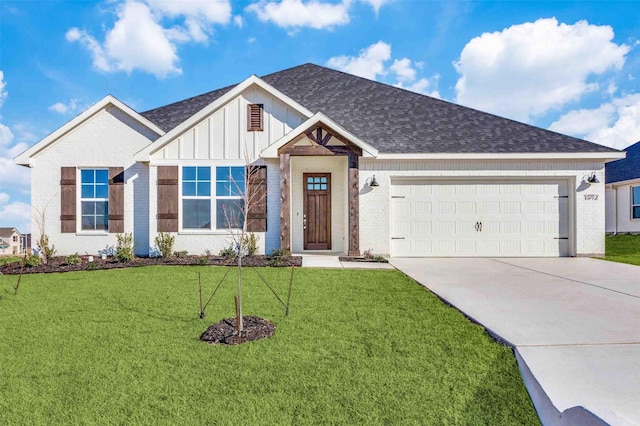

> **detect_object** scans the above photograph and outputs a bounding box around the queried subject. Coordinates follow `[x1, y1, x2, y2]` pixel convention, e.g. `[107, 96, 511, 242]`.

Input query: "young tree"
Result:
[32, 198, 55, 264]
[220, 160, 268, 333]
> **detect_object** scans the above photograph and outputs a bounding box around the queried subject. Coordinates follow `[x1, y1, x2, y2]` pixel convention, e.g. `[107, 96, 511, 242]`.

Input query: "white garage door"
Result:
[390, 179, 570, 257]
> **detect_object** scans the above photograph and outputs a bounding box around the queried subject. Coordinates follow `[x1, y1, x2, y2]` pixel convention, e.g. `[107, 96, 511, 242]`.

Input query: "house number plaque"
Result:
[583, 194, 599, 201]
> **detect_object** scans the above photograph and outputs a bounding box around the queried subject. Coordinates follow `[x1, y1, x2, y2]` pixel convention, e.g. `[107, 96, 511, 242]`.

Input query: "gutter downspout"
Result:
[613, 186, 618, 235]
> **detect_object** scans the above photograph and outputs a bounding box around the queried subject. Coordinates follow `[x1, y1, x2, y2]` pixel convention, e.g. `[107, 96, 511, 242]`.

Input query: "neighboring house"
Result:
[605, 141, 640, 234]
[0, 227, 23, 255]
[15, 64, 623, 258]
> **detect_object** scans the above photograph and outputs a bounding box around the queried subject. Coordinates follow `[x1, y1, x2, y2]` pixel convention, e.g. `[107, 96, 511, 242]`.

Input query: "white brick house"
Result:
[15, 64, 623, 257]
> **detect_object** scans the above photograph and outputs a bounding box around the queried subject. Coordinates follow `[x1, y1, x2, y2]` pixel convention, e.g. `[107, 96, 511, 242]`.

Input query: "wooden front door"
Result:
[303, 173, 331, 250]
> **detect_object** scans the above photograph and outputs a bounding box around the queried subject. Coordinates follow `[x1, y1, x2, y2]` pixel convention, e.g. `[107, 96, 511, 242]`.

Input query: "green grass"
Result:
[0, 256, 22, 266]
[606, 234, 640, 266]
[0, 266, 539, 425]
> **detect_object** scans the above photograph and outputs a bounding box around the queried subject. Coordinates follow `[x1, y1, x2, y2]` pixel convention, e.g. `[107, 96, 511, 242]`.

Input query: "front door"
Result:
[303, 173, 331, 250]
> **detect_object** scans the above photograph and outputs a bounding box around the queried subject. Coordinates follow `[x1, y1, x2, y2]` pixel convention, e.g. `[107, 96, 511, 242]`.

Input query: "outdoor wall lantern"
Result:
[582, 172, 599, 184]
[365, 175, 380, 187]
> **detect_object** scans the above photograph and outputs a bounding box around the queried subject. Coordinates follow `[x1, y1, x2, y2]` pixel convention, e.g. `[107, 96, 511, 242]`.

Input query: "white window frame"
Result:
[215, 166, 245, 230]
[79, 168, 109, 233]
[181, 166, 213, 231]
[632, 186, 640, 220]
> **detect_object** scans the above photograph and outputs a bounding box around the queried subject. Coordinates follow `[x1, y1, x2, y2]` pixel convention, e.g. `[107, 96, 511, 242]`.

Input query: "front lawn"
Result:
[0, 256, 22, 266]
[0, 266, 538, 425]
[606, 234, 640, 266]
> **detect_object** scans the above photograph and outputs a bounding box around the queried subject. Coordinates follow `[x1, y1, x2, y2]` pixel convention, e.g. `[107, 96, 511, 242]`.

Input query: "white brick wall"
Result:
[359, 159, 607, 256]
[30, 106, 158, 256]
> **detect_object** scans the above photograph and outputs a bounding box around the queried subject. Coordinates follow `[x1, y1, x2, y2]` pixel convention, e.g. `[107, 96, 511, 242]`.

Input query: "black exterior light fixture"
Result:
[366, 175, 380, 187]
[587, 172, 599, 183]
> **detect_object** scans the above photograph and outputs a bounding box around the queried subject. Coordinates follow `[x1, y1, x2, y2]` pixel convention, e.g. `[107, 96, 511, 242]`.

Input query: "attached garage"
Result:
[390, 178, 572, 257]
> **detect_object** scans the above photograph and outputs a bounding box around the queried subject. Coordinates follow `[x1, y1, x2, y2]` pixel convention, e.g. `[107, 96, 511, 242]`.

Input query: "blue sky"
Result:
[1, 0, 639, 233]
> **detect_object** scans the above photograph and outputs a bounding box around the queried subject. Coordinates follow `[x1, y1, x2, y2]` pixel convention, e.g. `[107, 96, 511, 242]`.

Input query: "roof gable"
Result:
[605, 141, 640, 184]
[135, 75, 313, 162]
[261, 112, 378, 158]
[15, 95, 164, 167]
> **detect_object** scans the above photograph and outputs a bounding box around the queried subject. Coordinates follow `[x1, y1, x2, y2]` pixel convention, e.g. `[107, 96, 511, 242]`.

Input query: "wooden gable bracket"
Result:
[279, 124, 363, 157]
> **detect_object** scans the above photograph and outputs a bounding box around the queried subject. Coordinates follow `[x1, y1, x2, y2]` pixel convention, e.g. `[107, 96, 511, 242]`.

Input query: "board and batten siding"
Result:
[30, 105, 158, 256]
[358, 158, 607, 257]
[147, 87, 306, 256]
[150, 88, 306, 162]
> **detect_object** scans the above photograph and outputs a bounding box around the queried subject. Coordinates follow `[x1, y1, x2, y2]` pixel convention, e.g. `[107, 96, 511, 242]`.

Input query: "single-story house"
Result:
[15, 63, 624, 258]
[605, 141, 640, 234]
[0, 227, 23, 255]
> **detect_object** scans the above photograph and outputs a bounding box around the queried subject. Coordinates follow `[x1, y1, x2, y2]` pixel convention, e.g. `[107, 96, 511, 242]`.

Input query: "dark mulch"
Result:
[339, 256, 389, 263]
[0, 255, 301, 275]
[200, 315, 275, 345]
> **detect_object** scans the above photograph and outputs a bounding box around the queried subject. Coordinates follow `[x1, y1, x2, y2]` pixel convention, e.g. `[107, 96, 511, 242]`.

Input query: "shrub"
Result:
[65, 253, 82, 265]
[269, 249, 287, 266]
[86, 262, 98, 271]
[363, 248, 373, 259]
[174, 250, 188, 258]
[24, 253, 41, 267]
[115, 233, 134, 263]
[155, 232, 175, 258]
[196, 256, 209, 265]
[242, 232, 259, 256]
[38, 234, 56, 263]
[219, 246, 237, 260]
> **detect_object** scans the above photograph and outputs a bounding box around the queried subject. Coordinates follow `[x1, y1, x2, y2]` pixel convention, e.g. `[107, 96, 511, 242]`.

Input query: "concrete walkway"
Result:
[389, 257, 640, 426]
[298, 253, 394, 269]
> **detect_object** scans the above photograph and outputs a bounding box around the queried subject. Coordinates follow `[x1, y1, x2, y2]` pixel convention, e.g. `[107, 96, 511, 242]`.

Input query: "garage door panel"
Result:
[390, 179, 571, 257]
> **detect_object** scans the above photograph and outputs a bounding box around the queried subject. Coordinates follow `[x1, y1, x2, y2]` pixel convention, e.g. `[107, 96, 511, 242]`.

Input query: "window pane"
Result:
[183, 199, 211, 229]
[307, 177, 313, 183]
[183, 167, 196, 181]
[96, 169, 109, 184]
[217, 182, 230, 197]
[633, 187, 640, 204]
[82, 184, 94, 199]
[197, 181, 211, 197]
[307, 184, 314, 190]
[217, 199, 244, 229]
[314, 184, 320, 190]
[82, 216, 95, 230]
[321, 177, 327, 183]
[183, 181, 196, 196]
[231, 167, 245, 185]
[81, 169, 94, 184]
[216, 166, 230, 182]
[95, 201, 107, 215]
[634, 206, 640, 219]
[321, 184, 327, 190]
[95, 184, 108, 199]
[82, 201, 95, 215]
[231, 183, 245, 197]
[197, 167, 211, 181]
[97, 210, 109, 230]
[314, 177, 320, 183]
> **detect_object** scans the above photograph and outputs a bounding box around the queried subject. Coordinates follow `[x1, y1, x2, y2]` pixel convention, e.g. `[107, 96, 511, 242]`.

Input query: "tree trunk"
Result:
[237, 252, 243, 332]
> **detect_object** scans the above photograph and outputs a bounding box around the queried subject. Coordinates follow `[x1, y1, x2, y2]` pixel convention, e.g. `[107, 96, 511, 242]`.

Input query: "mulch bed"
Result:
[200, 315, 275, 345]
[0, 255, 301, 275]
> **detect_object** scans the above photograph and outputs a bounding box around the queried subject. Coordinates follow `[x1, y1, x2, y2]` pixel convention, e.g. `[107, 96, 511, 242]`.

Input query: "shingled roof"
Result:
[605, 141, 640, 183]
[141, 63, 618, 155]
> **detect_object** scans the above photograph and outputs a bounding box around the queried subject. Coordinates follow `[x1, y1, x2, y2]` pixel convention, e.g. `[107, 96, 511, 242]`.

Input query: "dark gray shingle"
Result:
[605, 141, 640, 183]
[141, 63, 619, 154]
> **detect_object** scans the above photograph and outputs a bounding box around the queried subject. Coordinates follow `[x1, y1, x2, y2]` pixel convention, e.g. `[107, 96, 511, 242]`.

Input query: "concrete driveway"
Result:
[389, 257, 640, 426]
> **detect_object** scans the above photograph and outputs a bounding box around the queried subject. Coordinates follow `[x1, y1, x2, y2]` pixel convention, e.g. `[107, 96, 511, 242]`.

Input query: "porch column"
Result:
[280, 153, 291, 253]
[348, 153, 360, 256]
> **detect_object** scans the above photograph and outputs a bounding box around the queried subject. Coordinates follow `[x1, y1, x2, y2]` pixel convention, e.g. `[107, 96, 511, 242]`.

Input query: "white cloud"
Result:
[233, 15, 244, 28]
[247, 0, 350, 30]
[67, 0, 231, 78]
[549, 94, 640, 150]
[358, 0, 388, 15]
[326, 41, 391, 80]
[48, 99, 79, 114]
[327, 42, 440, 97]
[0, 196, 31, 234]
[454, 18, 630, 122]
